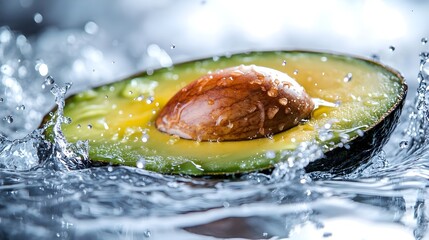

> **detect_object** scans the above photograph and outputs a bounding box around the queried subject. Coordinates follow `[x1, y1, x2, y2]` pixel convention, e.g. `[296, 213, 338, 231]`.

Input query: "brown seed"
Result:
[155, 65, 314, 141]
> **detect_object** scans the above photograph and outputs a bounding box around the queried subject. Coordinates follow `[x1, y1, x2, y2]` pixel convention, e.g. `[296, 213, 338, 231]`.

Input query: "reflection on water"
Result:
[1, 1, 429, 239]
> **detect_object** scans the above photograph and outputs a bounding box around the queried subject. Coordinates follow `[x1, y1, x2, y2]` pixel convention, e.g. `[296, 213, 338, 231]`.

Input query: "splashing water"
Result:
[1, 28, 429, 240]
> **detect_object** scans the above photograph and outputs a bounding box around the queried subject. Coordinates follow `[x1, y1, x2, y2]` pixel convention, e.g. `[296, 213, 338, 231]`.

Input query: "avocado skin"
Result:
[305, 84, 407, 174]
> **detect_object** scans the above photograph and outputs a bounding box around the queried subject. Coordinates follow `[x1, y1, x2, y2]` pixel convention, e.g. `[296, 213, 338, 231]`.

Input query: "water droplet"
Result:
[343, 73, 353, 82]
[421, 57, 429, 76]
[399, 140, 408, 149]
[146, 96, 154, 104]
[87, 124, 93, 129]
[3, 115, 13, 123]
[265, 150, 276, 159]
[142, 133, 150, 143]
[144, 230, 151, 238]
[45, 75, 55, 85]
[1, 64, 14, 76]
[267, 88, 278, 97]
[167, 135, 180, 145]
[371, 54, 380, 61]
[323, 123, 332, 129]
[421, 37, 428, 45]
[279, 98, 288, 106]
[65, 82, 72, 91]
[323, 232, 333, 238]
[84, 21, 99, 35]
[105, 95, 109, 99]
[64, 117, 72, 124]
[293, 69, 299, 75]
[0, 28, 12, 43]
[77, 124, 81, 129]
[33, 12, 43, 23]
[267, 106, 279, 119]
[136, 158, 146, 169]
[0, 98, 3, 103]
[135, 95, 144, 101]
[16, 105, 25, 111]
[37, 63, 49, 76]
[282, 60, 287, 66]
[170, 44, 176, 49]
[107, 166, 113, 172]
[388, 45, 395, 52]
[356, 129, 364, 137]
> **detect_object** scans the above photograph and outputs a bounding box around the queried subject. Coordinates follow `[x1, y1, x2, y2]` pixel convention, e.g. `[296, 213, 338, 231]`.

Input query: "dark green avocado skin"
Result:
[305, 85, 407, 174]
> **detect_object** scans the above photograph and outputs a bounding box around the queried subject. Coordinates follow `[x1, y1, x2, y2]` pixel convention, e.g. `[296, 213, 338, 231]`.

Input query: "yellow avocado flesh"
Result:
[56, 51, 405, 175]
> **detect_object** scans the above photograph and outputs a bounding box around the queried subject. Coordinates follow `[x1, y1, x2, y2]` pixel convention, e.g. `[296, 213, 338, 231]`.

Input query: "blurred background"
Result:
[0, 0, 428, 138]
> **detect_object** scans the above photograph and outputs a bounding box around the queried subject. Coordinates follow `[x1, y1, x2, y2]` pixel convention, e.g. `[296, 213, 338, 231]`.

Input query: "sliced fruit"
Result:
[42, 51, 407, 175]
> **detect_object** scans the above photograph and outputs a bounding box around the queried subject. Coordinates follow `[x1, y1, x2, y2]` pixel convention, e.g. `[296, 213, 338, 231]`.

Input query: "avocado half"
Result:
[42, 51, 407, 175]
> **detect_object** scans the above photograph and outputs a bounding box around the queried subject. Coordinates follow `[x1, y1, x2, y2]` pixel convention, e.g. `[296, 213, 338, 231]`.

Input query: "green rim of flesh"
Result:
[44, 51, 407, 175]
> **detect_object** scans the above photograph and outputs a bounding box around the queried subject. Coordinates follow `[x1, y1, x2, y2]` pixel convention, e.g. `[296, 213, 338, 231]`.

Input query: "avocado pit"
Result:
[155, 65, 314, 141]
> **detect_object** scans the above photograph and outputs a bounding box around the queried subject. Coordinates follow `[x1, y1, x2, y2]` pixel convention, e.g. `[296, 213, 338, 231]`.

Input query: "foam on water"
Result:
[1, 25, 429, 240]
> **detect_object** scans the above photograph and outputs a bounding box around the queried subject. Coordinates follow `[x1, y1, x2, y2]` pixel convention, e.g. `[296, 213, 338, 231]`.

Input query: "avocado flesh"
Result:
[46, 51, 406, 175]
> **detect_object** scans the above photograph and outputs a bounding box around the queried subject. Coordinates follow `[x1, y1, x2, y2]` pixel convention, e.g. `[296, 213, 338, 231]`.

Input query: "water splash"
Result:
[38, 78, 90, 170]
[271, 141, 324, 181]
[0, 75, 89, 171]
[401, 52, 429, 154]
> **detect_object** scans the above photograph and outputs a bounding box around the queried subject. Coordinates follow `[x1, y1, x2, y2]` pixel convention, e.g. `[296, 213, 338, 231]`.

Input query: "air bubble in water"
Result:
[421, 37, 428, 45]
[293, 69, 299, 75]
[87, 124, 93, 129]
[34, 13, 43, 23]
[282, 60, 287, 66]
[388, 46, 395, 52]
[343, 73, 353, 82]
[170, 44, 176, 49]
[84, 21, 99, 35]
[0, 98, 3, 103]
